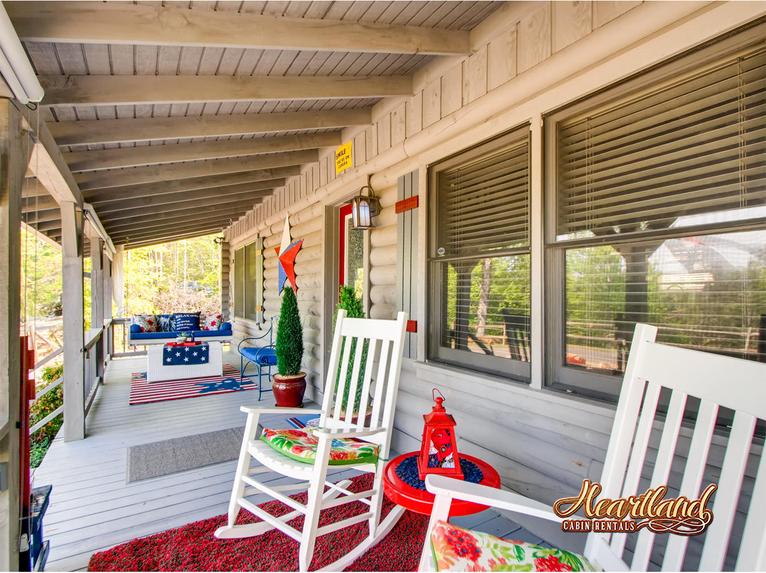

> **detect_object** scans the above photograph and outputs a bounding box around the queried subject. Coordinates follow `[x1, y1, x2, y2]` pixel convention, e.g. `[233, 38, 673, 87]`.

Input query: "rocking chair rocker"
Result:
[215, 309, 408, 572]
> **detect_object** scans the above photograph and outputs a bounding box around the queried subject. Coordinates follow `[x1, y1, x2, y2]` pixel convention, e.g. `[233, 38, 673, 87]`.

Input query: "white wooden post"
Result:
[112, 244, 125, 317]
[0, 99, 26, 572]
[529, 115, 544, 390]
[61, 201, 85, 441]
[90, 237, 104, 330]
[103, 255, 113, 358]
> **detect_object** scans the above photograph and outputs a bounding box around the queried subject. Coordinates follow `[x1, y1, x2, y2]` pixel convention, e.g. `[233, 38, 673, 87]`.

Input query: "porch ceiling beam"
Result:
[112, 222, 230, 245]
[75, 149, 317, 190]
[99, 196, 260, 223]
[38, 75, 412, 106]
[106, 209, 247, 235]
[93, 180, 280, 214]
[8, 2, 469, 56]
[101, 203, 250, 231]
[64, 132, 339, 173]
[121, 228, 228, 249]
[20, 112, 82, 205]
[83, 167, 297, 203]
[48, 109, 371, 147]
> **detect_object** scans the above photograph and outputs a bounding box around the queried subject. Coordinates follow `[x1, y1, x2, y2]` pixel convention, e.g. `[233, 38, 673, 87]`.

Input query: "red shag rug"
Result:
[88, 474, 428, 572]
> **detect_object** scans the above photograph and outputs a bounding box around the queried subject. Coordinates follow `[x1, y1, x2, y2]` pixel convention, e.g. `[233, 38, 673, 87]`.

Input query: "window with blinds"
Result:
[233, 239, 263, 322]
[556, 46, 766, 241]
[546, 31, 766, 397]
[429, 127, 531, 381]
[233, 247, 244, 319]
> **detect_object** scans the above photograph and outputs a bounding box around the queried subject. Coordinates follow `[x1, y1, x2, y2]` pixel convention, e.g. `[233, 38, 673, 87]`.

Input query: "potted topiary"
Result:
[273, 286, 306, 407]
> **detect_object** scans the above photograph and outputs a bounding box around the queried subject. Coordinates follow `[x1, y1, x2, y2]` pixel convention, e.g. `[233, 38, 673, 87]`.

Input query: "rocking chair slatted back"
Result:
[587, 323, 766, 571]
[319, 310, 408, 456]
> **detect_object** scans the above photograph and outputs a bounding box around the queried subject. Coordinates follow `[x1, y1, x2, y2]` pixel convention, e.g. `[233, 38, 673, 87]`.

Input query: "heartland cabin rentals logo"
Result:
[553, 480, 717, 536]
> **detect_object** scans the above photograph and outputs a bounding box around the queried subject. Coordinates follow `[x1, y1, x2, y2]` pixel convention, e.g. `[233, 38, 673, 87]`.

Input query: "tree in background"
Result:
[124, 234, 222, 315]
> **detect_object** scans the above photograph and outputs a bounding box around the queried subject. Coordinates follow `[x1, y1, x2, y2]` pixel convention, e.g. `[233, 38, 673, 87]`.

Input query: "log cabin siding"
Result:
[224, 1, 765, 554]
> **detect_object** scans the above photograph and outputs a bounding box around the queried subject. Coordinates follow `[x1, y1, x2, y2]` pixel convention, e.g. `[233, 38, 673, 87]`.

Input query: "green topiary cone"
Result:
[275, 286, 304, 376]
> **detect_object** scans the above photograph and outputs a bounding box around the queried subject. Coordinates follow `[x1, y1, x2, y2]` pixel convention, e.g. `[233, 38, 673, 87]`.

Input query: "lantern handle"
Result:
[432, 388, 445, 402]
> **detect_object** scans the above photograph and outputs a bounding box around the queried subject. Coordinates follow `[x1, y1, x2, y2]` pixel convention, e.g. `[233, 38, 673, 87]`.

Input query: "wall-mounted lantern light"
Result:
[351, 178, 381, 230]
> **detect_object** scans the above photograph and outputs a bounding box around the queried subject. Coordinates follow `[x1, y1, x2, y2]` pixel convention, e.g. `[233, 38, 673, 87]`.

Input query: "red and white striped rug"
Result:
[129, 364, 259, 405]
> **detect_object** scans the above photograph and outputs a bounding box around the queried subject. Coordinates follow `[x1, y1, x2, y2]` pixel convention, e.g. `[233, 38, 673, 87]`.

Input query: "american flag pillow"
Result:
[201, 312, 223, 331]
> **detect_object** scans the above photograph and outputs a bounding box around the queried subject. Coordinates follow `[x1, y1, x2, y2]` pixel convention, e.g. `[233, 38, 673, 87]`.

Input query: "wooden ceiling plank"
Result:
[48, 108, 370, 146]
[106, 209, 247, 234]
[115, 224, 230, 245]
[93, 182, 277, 214]
[99, 196, 261, 223]
[121, 228, 227, 249]
[64, 131, 340, 172]
[9, 2, 470, 56]
[83, 167, 296, 202]
[102, 203, 250, 231]
[75, 149, 316, 190]
[38, 74, 412, 106]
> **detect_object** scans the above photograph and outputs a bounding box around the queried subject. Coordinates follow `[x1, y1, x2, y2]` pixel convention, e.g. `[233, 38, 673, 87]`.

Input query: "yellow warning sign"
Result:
[335, 141, 353, 175]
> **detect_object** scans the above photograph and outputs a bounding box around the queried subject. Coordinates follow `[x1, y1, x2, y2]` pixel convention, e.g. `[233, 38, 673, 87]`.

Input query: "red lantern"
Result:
[418, 389, 463, 481]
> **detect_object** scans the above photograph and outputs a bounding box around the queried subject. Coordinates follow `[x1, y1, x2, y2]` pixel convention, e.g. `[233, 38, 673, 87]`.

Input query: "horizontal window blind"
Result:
[429, 128, 532, 381]
[437, 134, 529, 257]
[557, 47, 766, 239]
[245, 242, 259, 319]
[233, 247, 244, 318]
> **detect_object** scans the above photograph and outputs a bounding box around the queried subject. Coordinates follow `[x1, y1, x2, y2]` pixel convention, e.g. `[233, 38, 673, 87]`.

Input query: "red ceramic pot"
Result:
[272, 372, 306, 407]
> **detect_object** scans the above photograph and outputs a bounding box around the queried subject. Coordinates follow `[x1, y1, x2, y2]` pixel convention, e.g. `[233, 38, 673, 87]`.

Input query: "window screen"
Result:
[429, 127, 532, 381]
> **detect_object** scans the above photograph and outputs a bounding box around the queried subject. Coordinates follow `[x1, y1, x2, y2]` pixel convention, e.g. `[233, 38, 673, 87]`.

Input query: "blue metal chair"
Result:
[237, 319, 278, 401]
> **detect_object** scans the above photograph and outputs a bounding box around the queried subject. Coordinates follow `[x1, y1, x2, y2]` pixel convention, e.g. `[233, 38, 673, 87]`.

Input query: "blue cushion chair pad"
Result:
[240, 347, 277, 366]
[130, 327, 232, 341]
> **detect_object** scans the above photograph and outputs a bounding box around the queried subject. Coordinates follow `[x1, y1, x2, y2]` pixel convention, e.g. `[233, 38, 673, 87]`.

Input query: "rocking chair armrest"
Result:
[239, 406, 323, 416]
[425, 475, 562, 523]
[311, 426, 386, 439]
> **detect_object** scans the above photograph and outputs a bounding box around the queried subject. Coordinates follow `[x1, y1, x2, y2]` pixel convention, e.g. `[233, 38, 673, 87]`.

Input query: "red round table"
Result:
[383, 451, 501, 516]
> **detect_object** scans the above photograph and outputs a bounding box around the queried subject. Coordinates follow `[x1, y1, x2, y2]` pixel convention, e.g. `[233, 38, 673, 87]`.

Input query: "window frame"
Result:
[233, 238, 264, 323]
[427, 125, 533, 382]
[544, 24, 766, 399]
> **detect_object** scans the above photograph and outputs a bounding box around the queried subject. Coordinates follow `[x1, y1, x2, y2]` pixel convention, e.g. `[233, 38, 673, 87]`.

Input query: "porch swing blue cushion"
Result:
[240, 346, 277, 366]
[129, 322, 232, 341]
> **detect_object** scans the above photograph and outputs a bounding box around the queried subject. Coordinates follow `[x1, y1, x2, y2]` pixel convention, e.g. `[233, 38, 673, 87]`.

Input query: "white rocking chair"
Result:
[215, 309, 408, 572]
[420, 323, 766, 571]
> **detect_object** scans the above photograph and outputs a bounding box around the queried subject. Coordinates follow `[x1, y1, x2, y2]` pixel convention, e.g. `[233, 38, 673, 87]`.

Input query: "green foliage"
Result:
[30, 363, 64, 469]
[275, 287, 304, 376]
[335, 286, 368, 415]
[123, 234, 222, 316]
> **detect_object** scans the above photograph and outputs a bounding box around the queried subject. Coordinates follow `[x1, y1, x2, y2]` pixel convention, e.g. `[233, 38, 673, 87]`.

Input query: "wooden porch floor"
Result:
[34, 351, 541, 571]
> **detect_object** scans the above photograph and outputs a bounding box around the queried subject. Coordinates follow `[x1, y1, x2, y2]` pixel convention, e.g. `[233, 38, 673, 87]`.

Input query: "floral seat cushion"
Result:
[260, 428, 378, 466]
[430, 521, 596, 572]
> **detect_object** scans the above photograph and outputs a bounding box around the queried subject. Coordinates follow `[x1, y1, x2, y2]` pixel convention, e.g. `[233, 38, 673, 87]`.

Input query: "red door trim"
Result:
[338, 203, 353, 287]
